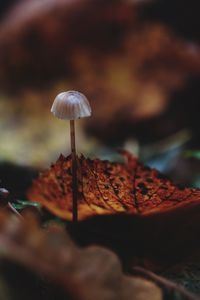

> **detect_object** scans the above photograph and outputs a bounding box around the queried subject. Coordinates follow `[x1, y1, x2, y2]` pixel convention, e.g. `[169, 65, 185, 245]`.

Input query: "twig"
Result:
[131, 266, 199, 300]
[8, 202, 24, 220]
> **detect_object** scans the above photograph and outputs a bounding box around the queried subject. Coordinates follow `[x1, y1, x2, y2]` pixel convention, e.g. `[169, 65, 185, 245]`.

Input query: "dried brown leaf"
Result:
[0, 212, 162, 300]
[28, 151, 200, 221]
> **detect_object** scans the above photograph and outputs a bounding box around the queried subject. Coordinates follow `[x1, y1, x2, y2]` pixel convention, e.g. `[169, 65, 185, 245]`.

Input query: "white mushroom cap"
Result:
[51, 91, 92, 120]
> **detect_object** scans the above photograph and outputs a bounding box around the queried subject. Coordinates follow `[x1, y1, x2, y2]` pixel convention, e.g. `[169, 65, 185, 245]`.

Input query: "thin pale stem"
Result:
[8, 202, 24, 220]
[70, 120, 78, 222]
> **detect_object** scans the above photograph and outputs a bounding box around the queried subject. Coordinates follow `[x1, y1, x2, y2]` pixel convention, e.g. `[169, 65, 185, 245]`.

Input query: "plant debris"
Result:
[28, 151, 200, 221]
[27, 151, 200, 270]
[0, 211, 162, 300]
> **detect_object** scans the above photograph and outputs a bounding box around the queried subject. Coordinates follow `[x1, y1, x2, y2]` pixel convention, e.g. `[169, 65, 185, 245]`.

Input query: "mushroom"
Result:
[51, 90, 92, 222]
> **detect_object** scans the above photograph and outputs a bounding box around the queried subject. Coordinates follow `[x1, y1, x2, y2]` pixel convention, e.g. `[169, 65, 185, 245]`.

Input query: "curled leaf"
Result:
[28, 152, 200, 221]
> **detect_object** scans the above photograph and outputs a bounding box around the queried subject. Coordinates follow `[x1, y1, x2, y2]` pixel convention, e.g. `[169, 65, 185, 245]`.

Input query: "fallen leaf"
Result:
[0, 211, 162, 300]
[28, 151, 200, 221]
[27, 151, 200, 269]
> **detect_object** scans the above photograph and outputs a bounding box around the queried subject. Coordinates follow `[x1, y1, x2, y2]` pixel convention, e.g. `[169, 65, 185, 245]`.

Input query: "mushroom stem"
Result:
[70, 120, 78, 222]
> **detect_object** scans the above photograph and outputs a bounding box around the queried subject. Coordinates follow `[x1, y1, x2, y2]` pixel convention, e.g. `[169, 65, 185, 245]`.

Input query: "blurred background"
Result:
[0, 0, 200, 191]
